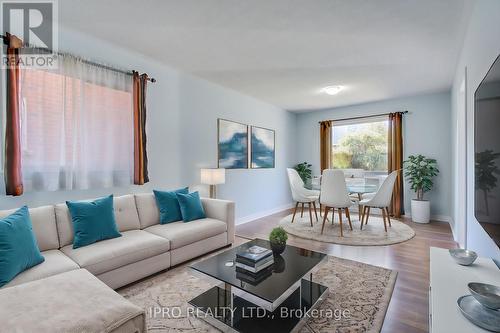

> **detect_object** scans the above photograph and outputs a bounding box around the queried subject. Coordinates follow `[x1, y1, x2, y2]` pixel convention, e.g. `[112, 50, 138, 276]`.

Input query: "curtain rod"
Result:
[1, 34, 156, 82]
[318, 110, 408, 124]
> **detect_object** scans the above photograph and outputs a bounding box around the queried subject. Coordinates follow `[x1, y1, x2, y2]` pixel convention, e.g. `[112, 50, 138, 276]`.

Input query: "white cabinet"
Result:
[429, 247, 500, 333]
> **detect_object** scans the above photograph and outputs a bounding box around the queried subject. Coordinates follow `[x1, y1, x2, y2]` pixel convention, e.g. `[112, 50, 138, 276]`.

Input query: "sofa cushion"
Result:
[0, 205, 59, 251]
[67, 195, 122, 249]
[113, 194, 141, 231]
[60, 230, 170, 275]
[55, 195, 141, 247]
[144, 218, 226, 250]
[153, 187, 189, 224]
[135, 193, 160, 229]
[0, 206, 45, 288]
[176, 191, 206, 222]
[0, 269, 146, 333]
[2, 250, 79, 289]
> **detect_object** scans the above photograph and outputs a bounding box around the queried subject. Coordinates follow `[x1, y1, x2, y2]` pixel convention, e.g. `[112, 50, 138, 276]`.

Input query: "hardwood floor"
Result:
[235, 209, 458, 333]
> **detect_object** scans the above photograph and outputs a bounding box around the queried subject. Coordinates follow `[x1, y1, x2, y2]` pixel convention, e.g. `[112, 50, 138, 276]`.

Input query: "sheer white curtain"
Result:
[19, 54, 134, 191]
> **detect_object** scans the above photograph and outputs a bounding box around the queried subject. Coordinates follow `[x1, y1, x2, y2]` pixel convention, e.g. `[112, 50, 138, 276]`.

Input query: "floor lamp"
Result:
[200, 168, 225, 199]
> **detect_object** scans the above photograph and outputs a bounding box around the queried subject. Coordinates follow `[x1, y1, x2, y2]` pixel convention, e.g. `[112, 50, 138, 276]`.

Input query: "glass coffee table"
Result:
[189, 239, 328, 333]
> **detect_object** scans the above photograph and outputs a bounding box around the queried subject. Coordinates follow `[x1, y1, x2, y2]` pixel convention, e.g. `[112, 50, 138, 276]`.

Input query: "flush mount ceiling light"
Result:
[320, 85, 344, 95]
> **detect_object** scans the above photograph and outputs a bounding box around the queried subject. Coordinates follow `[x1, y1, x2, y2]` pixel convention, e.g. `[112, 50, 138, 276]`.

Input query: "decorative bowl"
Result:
[468, 282, 500, 310]
[449, 249, 478, 266]
[457, 295, 500, 332]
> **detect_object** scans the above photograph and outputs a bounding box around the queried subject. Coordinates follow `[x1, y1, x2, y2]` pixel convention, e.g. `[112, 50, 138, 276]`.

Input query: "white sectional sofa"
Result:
[0, 193, 235, 289]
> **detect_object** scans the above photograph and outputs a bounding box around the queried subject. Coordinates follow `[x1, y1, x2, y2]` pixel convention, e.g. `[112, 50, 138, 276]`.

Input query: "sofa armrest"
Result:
[201, 198, 235, 244]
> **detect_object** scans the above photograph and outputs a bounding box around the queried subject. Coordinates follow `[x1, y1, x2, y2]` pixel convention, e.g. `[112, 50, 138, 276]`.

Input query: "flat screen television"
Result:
[474, 54, 500, 248]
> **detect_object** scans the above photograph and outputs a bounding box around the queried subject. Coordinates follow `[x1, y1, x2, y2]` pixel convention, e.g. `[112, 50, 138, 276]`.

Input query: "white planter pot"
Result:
[411, 199, 430, 223]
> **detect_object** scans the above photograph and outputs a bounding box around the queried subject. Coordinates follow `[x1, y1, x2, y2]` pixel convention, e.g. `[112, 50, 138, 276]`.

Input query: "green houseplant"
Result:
[269, 227, 288, 255]
[294, 162, 312, 184]
[403, 154, 439, 223]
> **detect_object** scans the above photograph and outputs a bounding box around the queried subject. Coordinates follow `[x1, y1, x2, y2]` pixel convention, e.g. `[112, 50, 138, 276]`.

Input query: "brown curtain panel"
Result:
[319, 121, 332, 172]
[4, 33, 24, 196]
[133, 71, 149, 185]
[388, 112, 404, 217]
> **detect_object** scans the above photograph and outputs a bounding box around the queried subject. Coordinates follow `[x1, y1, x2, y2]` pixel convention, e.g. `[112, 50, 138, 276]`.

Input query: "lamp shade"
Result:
[200, 168, 225, 185]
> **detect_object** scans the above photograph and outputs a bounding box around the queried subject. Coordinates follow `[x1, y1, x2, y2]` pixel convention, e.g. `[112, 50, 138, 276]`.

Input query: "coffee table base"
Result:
[188, 279, 328, 333]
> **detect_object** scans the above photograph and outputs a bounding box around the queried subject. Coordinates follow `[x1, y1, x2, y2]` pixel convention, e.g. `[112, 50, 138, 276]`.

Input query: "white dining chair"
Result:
[358, 170, 399, 232]
[286, 168, 320, 226]
[320, 169, 353, 236]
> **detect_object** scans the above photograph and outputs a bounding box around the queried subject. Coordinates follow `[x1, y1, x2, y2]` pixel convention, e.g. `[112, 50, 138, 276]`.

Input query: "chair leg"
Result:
[360, 206, 367, 230]
[345, 208, 353, 230]
[301, 203, 304, 217]
[291, 202, 299, 223]
[321, 207, 329, 234]
[385, 207, 392, 227]
[312, 202, 319, 221]
[331, 208, 335, 225]
[381, 207, 388, 232]
[308, 202, 313, 227]
[365, 207, 371, 225]
[320, 204, 330, 222]
[338, 208, 343, 237]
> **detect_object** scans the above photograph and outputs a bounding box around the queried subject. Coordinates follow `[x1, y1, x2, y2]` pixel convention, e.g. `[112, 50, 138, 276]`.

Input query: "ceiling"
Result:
[59, 0, 472, 112]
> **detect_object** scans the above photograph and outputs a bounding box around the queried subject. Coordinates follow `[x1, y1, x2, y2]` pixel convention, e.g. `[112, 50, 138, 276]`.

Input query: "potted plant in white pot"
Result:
[403, 154, 439, 223]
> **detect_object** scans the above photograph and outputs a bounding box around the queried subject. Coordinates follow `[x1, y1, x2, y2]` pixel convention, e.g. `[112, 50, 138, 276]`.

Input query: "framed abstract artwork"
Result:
[251, 126, 275, 168]
[217, 119, 248, 169]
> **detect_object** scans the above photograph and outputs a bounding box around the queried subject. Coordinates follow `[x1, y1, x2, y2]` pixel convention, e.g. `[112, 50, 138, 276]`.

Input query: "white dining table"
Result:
[307, 180, 379, 213]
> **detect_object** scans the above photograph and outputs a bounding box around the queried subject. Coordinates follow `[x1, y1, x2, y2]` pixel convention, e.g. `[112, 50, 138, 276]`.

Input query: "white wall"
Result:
[0, 26, 295, 220]
[451, 0, 500, 261]
[178, 76, 297, 221]
[296, 92, 452, 219]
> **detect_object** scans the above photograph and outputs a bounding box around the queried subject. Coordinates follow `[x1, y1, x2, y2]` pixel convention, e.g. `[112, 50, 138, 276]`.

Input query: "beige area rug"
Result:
[279, 212, 415, 246]
[118, 249, 397, 333]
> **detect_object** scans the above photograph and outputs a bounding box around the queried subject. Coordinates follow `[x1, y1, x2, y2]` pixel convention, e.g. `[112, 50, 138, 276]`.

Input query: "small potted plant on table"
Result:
[269, 227, 288, 255]
[404, 154, 439, 223]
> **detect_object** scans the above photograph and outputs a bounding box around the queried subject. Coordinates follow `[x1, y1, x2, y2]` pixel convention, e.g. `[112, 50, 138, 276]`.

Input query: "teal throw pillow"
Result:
[0, 206, 45, 287]
[176, 191, 206, 222]
[153, 187, 189, 224]
[66, 195, 121, 249]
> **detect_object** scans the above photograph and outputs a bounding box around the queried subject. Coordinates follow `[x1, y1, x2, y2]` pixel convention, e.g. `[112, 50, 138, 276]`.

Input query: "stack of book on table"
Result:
[235, 245, 274, 285]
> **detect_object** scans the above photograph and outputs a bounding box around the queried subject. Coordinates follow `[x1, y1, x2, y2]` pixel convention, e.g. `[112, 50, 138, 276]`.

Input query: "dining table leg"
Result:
[357, 193, 362, 213]
[338, 208, 343, 237]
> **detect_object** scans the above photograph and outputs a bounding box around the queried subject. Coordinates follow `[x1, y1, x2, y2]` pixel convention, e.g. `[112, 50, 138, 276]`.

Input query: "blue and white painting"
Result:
[251, 126, 275, 168]
[218, 119, 248, 169]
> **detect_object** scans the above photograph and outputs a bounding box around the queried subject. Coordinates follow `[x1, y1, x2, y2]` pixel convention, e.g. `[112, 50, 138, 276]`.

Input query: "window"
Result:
[19, 55, 134, 191]
[331, 118, 388, 177]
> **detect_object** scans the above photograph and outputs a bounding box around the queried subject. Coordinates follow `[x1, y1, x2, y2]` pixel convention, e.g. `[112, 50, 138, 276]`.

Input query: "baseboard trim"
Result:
[236, 203, 295, 225]
[431, 215, 453, 223]
[443, 217, 461, 245]
[403, 214, 453, 223]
